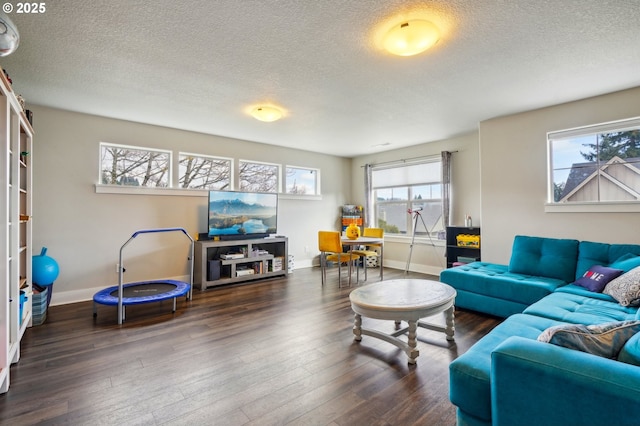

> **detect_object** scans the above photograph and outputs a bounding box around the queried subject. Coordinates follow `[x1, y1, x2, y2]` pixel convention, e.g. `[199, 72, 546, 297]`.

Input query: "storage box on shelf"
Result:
[446, 226, 481, 268]
[32, 287, 48, 326]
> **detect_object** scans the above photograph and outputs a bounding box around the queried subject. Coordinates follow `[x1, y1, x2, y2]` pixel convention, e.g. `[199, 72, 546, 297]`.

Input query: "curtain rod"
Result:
[360, 150, 458, 168]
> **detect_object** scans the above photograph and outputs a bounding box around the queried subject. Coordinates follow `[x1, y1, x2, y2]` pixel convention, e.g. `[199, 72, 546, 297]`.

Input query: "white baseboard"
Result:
[381, 259, 443, 277]
[309, 258, 443, 277]
[50, 261, 318, 306]
[50, 286, 107, 306]
[51, 259, 442, 306]
[50, 274, 192, 306]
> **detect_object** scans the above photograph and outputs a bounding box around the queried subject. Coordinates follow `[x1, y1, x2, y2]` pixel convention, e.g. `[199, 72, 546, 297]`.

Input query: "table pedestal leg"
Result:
[445, 306, 455, 341]
[353, 313, 362, 341]
[407, 320, 419, 364]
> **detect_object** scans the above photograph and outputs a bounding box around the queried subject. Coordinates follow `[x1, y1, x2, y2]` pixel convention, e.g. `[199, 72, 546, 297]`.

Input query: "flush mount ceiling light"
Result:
[383, 19, 440, 56]
[251, 105, 283, 122]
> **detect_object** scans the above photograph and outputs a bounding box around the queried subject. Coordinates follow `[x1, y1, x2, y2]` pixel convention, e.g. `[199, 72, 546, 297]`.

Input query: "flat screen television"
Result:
[207, 190, 278, 239]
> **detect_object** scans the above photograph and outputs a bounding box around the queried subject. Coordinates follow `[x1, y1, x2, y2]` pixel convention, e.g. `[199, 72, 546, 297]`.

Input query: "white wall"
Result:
[31, 85, 640, 304]
[29, 106, 352, 305]
[351, 132, 481, 275]
[480, 86, 640, 263]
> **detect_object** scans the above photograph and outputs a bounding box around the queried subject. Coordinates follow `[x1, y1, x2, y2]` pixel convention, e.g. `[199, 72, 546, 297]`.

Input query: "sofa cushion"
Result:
[603, 266, 640, 307]
[450, 313, 562, 422]
[618, 332, 640, 366]
[610, 253, 640, 272]
[440, 262, 566, 307]
[574, 265, 623, 292]
[523, 286, 638, 324]
[574, 241, 640, 278]
[537, 320, 640, 359]
[508, 235, 579, 283]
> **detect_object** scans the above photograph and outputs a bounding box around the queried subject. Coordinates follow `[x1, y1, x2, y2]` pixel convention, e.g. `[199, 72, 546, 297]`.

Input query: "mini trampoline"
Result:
[93, 227, 194, 324]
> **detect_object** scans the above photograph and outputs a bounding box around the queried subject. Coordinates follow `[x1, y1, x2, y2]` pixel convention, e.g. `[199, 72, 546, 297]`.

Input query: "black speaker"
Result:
[208, 260, 221, 281]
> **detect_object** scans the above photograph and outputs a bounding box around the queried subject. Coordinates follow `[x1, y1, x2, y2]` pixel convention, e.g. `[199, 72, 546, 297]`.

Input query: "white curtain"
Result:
[441, 151, 452, 228]
[364, 164, 373, 227]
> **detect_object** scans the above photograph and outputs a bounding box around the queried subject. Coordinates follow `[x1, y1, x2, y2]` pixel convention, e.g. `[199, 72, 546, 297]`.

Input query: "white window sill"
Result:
[384, 235, 446, 247]
[95, 185, 207, 196]
[95, 184, 322, 200]
[545, 201, 640, 213]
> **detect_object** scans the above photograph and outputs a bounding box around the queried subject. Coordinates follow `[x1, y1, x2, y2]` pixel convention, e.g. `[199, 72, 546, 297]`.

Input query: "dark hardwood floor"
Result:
[0, 268, 501, 425]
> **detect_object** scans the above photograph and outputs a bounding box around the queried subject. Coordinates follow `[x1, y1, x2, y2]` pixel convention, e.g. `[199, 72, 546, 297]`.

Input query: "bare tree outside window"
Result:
[100, 143, 170, 187]
[286, 166, 319, 195]
[179, 154, 231, 189]
[239, 161, 279, 193]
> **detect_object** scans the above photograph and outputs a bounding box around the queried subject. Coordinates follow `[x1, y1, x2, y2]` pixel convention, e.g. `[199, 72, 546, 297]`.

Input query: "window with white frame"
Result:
[239, 160, 280, 193]
[100, 143, 171, 187]
[285, 166, 320, 195]
[372, 159, 443, 237]
[549, 117, 640, 204]
[178, 153, 232, 189]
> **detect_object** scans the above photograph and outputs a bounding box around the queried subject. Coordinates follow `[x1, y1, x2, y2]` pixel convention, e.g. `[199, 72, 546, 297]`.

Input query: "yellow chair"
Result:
[352, 227, 384, 281]
[318, 231, 361, 287]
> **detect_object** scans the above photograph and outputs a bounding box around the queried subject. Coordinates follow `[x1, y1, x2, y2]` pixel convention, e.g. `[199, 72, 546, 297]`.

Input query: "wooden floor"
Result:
[0, 267, 501, 425]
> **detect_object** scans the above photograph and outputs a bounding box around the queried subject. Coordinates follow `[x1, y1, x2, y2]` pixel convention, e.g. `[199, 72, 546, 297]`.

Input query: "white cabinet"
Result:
[1, 68, 33, 393]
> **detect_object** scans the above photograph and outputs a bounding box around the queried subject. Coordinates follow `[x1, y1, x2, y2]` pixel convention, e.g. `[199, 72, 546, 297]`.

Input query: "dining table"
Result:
[341, 235, 384, 284]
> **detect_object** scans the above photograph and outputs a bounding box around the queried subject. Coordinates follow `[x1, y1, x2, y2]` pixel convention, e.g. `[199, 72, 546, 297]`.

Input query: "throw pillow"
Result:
[573, 265, 623, 292]
[603, 266, 640, 306]
[618, 332, 640, 366]
[538, 320, 640, 359]
[609, 253, 640, 273]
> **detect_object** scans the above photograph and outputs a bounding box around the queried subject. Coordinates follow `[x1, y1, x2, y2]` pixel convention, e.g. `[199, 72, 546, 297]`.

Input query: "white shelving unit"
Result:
[1, 68, 34, 394]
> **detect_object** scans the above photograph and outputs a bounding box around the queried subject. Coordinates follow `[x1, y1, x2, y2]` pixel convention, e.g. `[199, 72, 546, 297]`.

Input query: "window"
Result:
[100, 143, 171, 187]
[97, 142, 321, 198]
[549, 117, 640, 204]
[178, 153, 232, 189]
[285, 166, 320, 195]
[372, 159, 443, 237]
[239, 160, 280, 193]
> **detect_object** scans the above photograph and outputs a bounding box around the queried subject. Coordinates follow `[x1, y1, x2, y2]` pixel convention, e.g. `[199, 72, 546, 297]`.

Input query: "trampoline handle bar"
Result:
[117, 227, 195, 324]
[131, 227, 193, 240]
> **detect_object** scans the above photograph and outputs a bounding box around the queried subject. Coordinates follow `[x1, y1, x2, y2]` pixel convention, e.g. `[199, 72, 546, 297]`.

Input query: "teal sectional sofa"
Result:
[443, 236, 640, 426]
[440, 236, 640, 318]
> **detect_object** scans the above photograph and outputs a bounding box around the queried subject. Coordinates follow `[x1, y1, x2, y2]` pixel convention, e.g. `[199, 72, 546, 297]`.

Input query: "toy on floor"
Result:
[32, 247, 59, 286]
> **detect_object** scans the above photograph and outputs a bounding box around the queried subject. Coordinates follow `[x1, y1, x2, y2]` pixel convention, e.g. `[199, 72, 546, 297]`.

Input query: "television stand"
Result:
[194, 236, 288, 290]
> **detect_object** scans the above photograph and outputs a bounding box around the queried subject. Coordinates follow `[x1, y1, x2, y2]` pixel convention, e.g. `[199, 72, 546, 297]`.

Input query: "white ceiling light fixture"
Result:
[251, 105, 283, 122]
[383, 19, 440, 56]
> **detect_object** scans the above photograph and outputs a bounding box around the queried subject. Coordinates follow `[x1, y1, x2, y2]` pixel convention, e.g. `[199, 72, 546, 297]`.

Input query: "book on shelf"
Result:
[236, 269, 255, 277]
[221, 253, 245, 260]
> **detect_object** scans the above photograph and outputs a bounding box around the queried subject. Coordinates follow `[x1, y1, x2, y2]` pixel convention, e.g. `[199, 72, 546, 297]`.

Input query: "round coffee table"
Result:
[349, 279, 456, 364]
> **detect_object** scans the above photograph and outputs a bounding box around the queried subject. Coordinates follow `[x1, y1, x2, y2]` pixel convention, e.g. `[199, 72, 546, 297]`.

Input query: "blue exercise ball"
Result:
[32, 247, 59, 286]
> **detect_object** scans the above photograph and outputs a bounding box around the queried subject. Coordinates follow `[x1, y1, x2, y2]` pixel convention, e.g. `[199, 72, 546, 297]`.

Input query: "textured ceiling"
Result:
[2, 0, 640, 157]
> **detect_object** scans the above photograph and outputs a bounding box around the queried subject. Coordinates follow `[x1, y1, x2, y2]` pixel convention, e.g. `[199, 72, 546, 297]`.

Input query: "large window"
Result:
[372, 159, 443, 237]
[239, 160, 280, 193]
[178, 153, 231, 190]
[285, 166, 320, 195]
[549, 117, 640, 204]
[100, 143, 171, 187]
